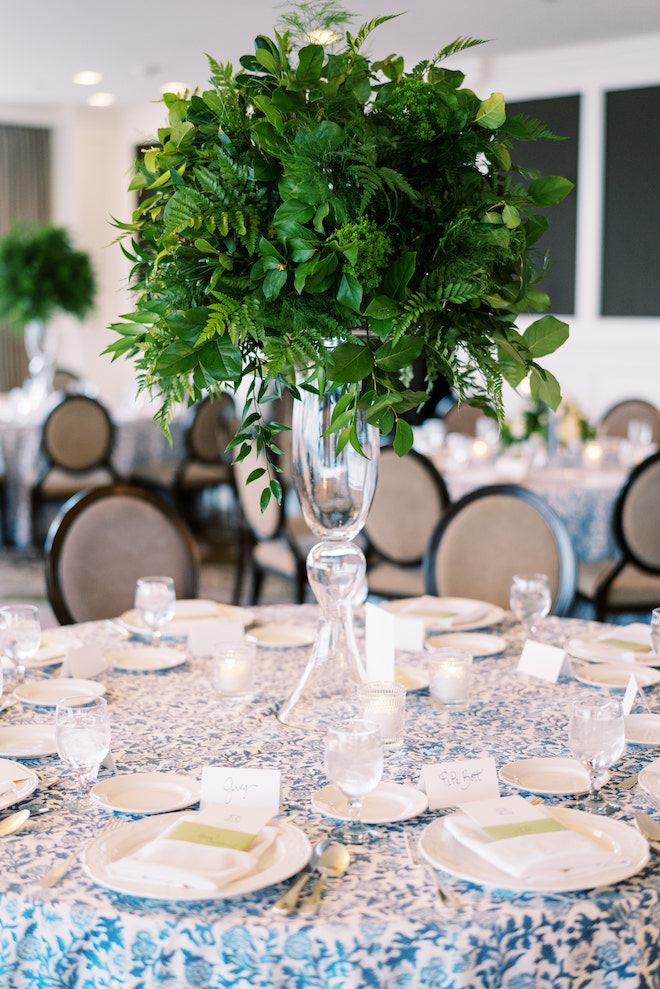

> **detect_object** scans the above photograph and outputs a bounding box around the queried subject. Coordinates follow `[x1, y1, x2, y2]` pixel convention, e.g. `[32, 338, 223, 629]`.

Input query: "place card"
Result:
[394, 615, 425, 652]
[421, 757, 499, 809]
[365, 603, 395, 681]
[187, 621, 245, 658]
[458, 794, 566, 839]
[517, 640, 571, 683]
[621, 674, 652, 715]
[60, 641, 108, 679]
[200, 766, 281, 816]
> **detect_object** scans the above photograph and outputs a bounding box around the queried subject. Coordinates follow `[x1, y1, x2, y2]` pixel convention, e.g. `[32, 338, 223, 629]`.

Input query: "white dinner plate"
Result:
[0, 758, 39, 810]
[638, 762, 660, 800]
[312, 781, 428, 823]
[426, 632, 507, 657]
[419, 806, 648, 892]
[571, 662, 660, 689]
[624, 714, 660, 747]
[384, 597, 505, 632]
[567, 630, 658, 667]
[118, 600, 254, 634]
[82, 814, 311, 901]
[394, 666, 430, 691]
[13, 677, 106, 708]
[0, 725, 58, 759]
[499, 757, 597, 795]
[91, 772, 201, 814]
[246, 624, 315, 649]
[106, 646, 187, 672]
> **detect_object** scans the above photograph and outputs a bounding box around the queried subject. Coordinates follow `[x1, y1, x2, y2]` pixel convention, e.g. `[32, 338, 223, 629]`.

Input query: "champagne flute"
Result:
[568, 698, 625, 815]
[55, 695, 111, 812]
[0, 604, 41, 684]
[510, 573, 552, 634]
[324, 719, 383, 844]
[650, 608, 660, 657]
[134, 576, 176, 644]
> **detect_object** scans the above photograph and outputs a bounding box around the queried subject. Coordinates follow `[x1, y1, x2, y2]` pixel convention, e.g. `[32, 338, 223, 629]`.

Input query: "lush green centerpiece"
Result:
[107, 7, 572, 506]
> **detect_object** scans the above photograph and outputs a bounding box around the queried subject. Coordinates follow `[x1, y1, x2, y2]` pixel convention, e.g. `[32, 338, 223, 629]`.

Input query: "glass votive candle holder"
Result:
[356, 681, 406, 748]
[428, 649, 473, 710]
[212, 642, 256, 702]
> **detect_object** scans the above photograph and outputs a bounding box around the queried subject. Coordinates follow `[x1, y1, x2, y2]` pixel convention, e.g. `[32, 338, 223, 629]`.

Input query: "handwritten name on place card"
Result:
[201, 766, 281, 816]
[422, 757, 499, 809]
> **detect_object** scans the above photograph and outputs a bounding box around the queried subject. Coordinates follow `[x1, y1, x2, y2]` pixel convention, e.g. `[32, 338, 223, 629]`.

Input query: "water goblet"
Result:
[509, 573, 552, 634]
[55, 695, 111, 812]
[324, 719, 383, 844]
[135, 576, 176, 644]
[568, 698, 625, 815]
[0, 604, 41, 684]
[650, 608, 660, 657]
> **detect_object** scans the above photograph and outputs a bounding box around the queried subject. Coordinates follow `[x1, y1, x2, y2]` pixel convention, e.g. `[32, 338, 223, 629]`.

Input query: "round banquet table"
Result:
[0, 604, 659, 988]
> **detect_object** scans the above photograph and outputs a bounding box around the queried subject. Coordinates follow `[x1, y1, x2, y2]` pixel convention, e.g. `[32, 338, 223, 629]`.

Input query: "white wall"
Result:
[1, 31, 659, 418]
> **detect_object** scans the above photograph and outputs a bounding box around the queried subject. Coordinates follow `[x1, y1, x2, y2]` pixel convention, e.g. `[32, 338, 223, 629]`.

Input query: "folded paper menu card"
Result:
[399, 596, 490, 628]
[107, 806, 276, 891]
[447, 796, 626, 883]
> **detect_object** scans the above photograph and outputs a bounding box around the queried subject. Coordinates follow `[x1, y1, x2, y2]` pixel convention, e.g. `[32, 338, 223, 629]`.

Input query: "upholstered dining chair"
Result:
[441, 401, 487, 437]
[130, 393, 238, 530]
[30, 394, 119, 548]
[364, 446, 451, 599]
[599, 398, 660, 445]
[423, 484, 577, 615]
[232, 447, 314, 605]
[45, 484, 200, 625]
[576, 451, 660, 621]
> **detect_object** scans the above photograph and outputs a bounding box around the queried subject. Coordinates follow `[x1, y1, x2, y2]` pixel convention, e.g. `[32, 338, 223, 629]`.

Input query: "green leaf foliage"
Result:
[106, 1, 572, 486]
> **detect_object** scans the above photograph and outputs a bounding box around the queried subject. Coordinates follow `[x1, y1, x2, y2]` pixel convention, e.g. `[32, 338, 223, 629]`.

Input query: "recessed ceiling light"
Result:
[73, 70, 103, 86]
[87, 92, 115, 107]
[160, 80, 188, 95]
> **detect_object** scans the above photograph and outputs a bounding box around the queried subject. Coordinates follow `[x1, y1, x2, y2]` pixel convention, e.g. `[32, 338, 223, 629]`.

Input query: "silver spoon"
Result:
[0, 809, 30, 836]
[298, 843, 350, 915]
[272, 837, 331, 913]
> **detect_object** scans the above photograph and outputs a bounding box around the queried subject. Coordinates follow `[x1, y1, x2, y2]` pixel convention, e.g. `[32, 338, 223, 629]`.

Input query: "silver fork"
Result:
[38, 816, 121, 888]
[404, 832, 462, 910]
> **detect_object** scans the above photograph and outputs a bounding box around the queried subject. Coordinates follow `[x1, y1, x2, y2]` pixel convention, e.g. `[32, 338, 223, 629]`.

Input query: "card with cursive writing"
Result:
[421, 757, 499, 809]
[200, 766, 281, 816]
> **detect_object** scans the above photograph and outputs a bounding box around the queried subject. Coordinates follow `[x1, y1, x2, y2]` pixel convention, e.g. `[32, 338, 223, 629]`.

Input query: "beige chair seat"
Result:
[578, 559, 660, 610]
[39, 468, 116, 498]
[367, 562, 425, 599]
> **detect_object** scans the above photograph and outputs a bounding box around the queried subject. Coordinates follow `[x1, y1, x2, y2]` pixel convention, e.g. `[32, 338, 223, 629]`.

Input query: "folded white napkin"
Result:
[571, 624, 653, 664]
[107, 809, 278, 891]
[444, 814, 626, 884]
[172, 600, 221, 621]
[400, 596, 490, 629]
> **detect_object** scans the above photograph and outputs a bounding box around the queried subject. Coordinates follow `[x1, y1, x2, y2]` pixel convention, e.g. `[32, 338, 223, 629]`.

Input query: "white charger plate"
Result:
[82, 814, 311, 901]
[312, 781, 428, 823]
[13, 677, 106, 708]
[638, 763, 660, 800]
[0, 757, 39, 810]
[394, 666, 430, 691]
[499, 757, 597, 795]
[106, 646, 187, 672]
[426, 632, 507, 657]
[119, 600, 254, 634]
[91, 772, 201, 814]
[246, 624, 315, 649]
[385, 597, 505, 632]
[420, 806, 648, 893]
[0, 725, 57, 759]
[625, 714, 660, 747]
[571, 662, 660, 689]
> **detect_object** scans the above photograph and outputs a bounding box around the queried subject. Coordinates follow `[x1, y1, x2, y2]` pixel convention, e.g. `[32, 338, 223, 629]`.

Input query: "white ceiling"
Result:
[2, 0, 660, 108]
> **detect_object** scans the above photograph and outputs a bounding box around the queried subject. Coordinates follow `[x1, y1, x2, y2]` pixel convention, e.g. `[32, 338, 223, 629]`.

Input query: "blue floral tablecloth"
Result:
[0, 605, 659, 988]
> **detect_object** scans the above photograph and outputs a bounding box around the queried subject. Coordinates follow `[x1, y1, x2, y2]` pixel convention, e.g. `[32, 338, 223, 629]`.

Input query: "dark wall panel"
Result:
[505, 95, 580, 316]
[602, 85, 660, 316]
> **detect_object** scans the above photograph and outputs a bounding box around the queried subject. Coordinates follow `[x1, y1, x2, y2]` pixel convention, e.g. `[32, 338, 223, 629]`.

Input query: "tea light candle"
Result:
[583, 441, 603, 466]
[212, 643, 255, 701]
[356, 681, 406, 748]
[428, 649, 472, 709]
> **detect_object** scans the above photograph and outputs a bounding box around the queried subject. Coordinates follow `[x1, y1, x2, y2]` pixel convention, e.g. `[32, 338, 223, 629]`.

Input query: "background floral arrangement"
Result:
[106, 4, 573, 505]
[501, 395, 596, 448]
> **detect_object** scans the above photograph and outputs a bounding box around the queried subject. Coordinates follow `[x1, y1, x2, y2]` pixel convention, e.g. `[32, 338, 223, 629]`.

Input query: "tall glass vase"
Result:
[277, 387, 380, 731]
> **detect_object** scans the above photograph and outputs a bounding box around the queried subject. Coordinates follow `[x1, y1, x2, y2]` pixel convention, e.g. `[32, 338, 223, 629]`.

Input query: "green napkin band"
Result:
[166, 820, 255, 850]
[600, 637, 651, 653]
[483, 818, 566, 841]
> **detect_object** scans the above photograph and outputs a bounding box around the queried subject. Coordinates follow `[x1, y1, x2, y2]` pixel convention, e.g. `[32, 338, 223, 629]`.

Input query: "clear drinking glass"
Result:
[0, 604, 41, 684]
[135, 576, 176, 644]
[55, 695, 111, 812]
[509, 573, 552, 634]
[325, 719, 384, 844]
[568, 698, 625, 815]
[650, 608, 660, 657]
